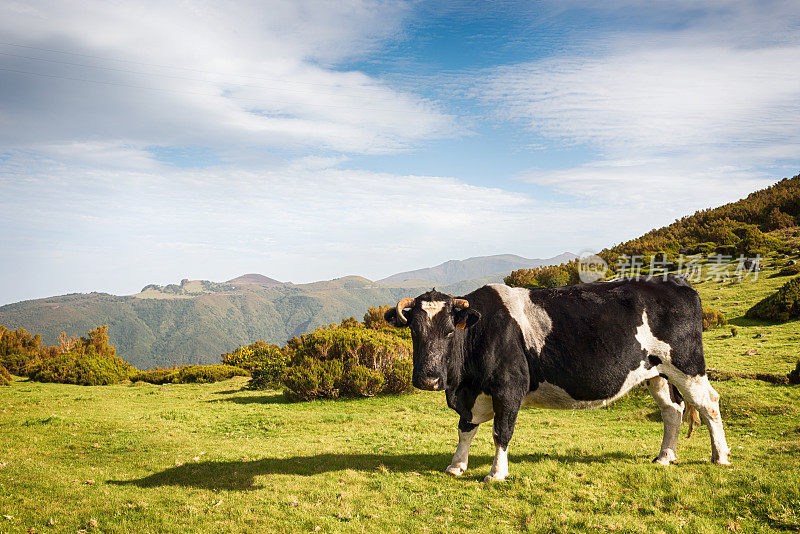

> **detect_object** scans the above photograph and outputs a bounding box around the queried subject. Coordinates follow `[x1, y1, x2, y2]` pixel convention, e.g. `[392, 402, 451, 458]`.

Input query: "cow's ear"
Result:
[384, 307, 409, 328]
[453, 308, 481, 329]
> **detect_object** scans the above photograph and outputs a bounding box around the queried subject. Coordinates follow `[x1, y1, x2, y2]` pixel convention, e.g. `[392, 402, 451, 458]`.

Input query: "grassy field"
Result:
[2, 265, 799, 533]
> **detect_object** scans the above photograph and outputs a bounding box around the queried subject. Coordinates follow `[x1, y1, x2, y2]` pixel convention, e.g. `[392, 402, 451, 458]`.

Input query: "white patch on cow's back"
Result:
[522, 361, 659, 410]
[489, 284, 552, 353]
[635, 310, 672, 361]
[421, 300, 446, 319]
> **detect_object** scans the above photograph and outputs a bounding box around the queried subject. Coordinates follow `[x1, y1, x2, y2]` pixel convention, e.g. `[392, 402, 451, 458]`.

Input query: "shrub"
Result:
[133, 365, 248, 384]
[363, 305, 392, 329]
[280, 325, 412, 401]
[28, 326, 133, 386]
[0, 325, 46, 376]
[505, 260, 582, 289]
[746, 276, 800, 322]
[132, 367, 178, 384]
[222, 341, 288, 389]
[282, 359, 343, 401]
[702, 307, 728, 331]
[0, 364, 11, 386]
[340, 365, 384, 397]
[176, 365, 248, 384]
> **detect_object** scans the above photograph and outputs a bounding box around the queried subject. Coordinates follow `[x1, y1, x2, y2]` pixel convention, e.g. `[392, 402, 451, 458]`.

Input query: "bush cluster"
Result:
[505, 260, 582, 289]
[27, 326, 134, 386]
[0, 325, 45, 376]
[132, 364, 248, 384]
[222, 341, 288, 389]
[701, 307, 728, 331]
[746, 276, 800, 322]
[279, 321, 413, 401]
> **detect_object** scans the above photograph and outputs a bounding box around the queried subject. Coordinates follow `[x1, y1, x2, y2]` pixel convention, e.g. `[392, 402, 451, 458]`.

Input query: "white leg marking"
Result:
[446, 426, 478, 477]
[666, 370, 730, 465]
[646, 376, 683, 465]
[484, 440, 509, 482]
[489, 284, 552, 354]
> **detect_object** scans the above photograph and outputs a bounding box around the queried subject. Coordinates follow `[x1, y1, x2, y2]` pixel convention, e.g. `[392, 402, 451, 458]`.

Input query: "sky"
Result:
[1, 0, 799, 305]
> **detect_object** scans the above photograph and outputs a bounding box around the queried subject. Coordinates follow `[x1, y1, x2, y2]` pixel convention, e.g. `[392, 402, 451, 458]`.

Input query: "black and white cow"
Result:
[385, 276, 730, 481]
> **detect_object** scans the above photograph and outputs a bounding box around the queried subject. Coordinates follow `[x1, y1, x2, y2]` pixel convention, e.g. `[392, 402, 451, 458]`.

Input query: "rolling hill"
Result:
[0, 253, 571, 369]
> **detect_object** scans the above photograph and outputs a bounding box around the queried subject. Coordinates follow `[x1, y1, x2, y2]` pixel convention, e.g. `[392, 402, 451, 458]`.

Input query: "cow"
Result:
[384, 276, 730, 482]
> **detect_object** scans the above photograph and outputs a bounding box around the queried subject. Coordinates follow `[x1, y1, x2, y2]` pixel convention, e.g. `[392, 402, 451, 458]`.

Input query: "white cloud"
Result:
[481, 0, 800, 206]
[0, 0, 456, 154]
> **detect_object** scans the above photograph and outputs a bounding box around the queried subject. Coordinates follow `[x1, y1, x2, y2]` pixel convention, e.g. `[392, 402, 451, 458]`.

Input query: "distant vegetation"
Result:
[746, 276, 800, 322]
[0, 325, 135, 386]
[701, 307, 728, 331]
[131, 364, 248, 385]
[507, 174, 800, 288]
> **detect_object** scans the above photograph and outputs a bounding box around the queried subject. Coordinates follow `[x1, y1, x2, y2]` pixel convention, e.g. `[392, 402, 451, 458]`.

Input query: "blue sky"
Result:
[1, 0, 799, 305]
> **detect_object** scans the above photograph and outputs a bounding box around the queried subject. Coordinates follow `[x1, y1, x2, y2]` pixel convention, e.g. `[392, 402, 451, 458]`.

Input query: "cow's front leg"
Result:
[485, 394, 520, 482]
[445, 419, 478, 477]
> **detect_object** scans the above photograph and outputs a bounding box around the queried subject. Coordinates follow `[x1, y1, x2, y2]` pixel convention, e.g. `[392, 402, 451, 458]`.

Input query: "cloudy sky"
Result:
[1, 0, 799, 304]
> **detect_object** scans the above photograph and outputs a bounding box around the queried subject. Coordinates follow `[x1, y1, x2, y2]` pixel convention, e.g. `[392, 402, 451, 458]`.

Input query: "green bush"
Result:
[746, 276, 800, 322]
[279, 324, 412, 401]
[282, 359, 343, 401]
[132, 367, 178, 384]
[0, 325, 45, 376]
[701, 308, 728, 331]
[28, 326, 133, 386]
[0, 364, 11, 386]
[505, 260, 581, 288]
[176, 365, 248, 383]
[340, 365, 384, 397]
[222, 341, 287, 389]
[133, 365, 248, 384]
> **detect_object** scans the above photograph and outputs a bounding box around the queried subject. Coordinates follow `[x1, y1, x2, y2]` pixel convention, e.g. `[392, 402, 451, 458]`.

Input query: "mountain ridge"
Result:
[0, 253, 572, 369]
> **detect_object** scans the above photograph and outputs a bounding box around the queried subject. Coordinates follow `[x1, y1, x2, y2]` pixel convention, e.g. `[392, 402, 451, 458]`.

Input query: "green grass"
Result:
[1, 262, 799, 533]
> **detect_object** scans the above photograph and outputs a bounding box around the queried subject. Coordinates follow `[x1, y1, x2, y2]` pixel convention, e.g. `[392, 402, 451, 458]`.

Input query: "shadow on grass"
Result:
[108, 450, 636, 491]
[207, 393, 291, 405]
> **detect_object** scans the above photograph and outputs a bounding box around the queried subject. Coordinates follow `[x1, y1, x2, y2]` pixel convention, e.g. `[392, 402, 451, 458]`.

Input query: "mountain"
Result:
[226, 273, 283, 286]
[377, 253, 577, 285]
[0, 253, 571, 370]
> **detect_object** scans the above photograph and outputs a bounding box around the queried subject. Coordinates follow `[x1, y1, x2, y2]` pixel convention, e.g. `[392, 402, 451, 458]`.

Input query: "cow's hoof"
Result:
[652, 449, 677, 465]
[713, 457, 732, 466]
[445, 465, 466, 477]
[483, 473, 508, 483]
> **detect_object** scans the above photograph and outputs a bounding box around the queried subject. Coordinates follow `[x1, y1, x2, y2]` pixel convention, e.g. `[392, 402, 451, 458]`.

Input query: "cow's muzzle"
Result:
[414, 376, 444, 391]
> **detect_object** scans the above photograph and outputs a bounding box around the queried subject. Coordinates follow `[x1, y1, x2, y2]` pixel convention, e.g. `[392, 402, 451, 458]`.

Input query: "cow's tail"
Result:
[684, 404, 701, 438]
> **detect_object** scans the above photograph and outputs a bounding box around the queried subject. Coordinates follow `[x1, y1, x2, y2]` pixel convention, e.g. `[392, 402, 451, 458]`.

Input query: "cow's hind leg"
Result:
[646, 376, 683, 465]
[669, 372, 731, 465]
[446, 420, 478, 476]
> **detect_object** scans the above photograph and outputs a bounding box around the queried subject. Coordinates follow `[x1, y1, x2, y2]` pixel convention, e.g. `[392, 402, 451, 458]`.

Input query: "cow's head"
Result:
[384, 290, 481, 391]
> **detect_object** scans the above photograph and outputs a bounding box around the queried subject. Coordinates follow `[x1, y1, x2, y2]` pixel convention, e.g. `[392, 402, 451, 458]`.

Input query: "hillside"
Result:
[1, 262, 799, 531]
[377, 253, 577, 285]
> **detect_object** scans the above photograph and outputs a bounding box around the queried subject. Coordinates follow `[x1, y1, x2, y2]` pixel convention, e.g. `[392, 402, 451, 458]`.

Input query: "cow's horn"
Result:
[395, 297, 416, 324]
[452, 298, 470, 309]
